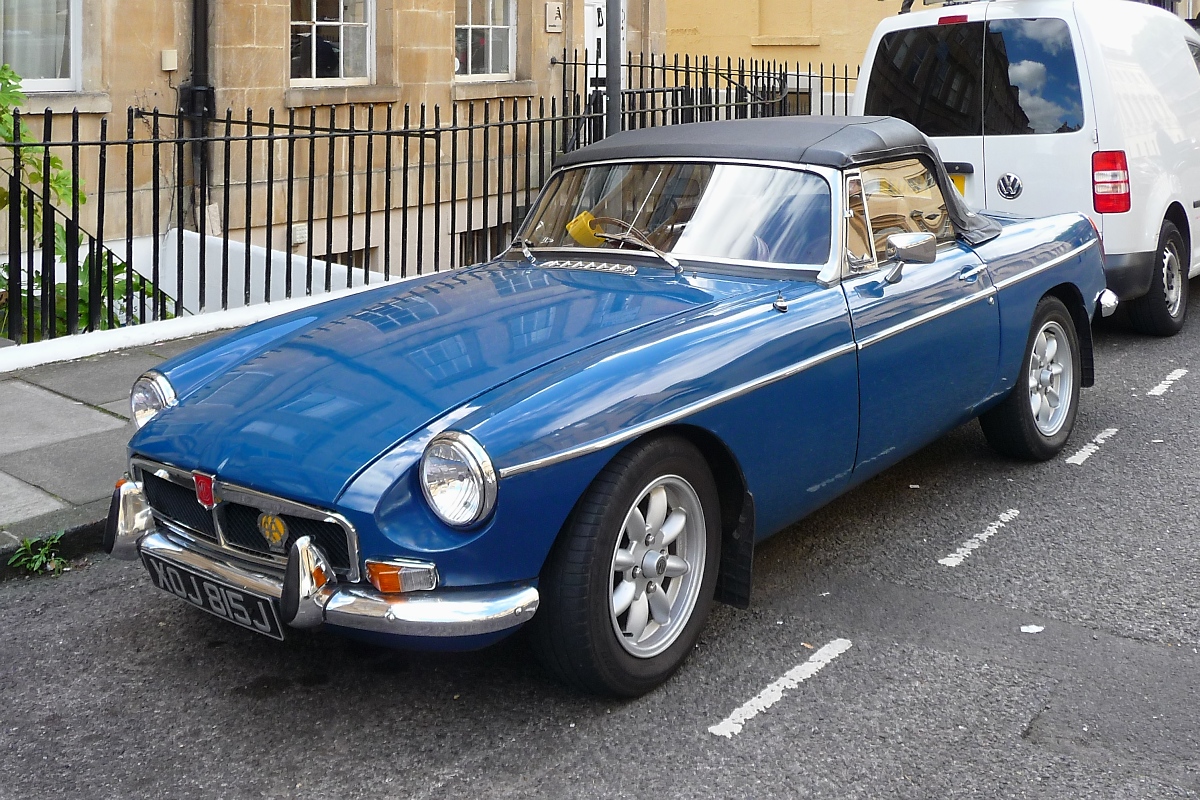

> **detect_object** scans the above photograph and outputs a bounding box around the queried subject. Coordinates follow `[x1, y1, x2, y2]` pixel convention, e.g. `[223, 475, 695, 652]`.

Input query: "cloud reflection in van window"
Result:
[986, 18, 1084, 135]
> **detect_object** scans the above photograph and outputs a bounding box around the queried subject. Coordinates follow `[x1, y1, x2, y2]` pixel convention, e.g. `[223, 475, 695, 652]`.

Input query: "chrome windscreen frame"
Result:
[129, 456, 363, 583]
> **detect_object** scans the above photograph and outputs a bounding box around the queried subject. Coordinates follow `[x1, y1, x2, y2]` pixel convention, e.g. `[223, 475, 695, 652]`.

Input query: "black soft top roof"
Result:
[556, 116, 1001, 246]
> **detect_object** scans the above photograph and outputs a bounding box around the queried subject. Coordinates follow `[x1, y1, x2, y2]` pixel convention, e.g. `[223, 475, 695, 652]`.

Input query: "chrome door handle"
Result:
[958, 265, 987, 282]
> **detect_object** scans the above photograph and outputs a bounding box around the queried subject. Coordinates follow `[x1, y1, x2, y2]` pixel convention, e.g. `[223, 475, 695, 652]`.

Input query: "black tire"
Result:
[1128, 219, 1188, 336]
[530, 436, 721, 697]
[980, 296, 1081, 461]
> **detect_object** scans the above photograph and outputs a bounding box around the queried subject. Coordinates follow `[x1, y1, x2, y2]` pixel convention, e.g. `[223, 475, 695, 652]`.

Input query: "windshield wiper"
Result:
[593, 228, 680, 270]
[508, 236, 539, 265]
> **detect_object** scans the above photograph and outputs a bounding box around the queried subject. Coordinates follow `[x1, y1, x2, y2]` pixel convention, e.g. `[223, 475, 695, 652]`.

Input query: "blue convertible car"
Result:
[107, 116, 1113, 696]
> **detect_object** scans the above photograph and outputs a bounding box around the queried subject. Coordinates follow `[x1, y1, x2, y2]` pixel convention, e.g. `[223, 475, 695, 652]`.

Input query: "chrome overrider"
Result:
[106, 480, 540, 638]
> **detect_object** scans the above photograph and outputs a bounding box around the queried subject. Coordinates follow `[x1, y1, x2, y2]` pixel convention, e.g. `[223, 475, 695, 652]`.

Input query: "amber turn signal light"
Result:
[365, 559, 439, 594]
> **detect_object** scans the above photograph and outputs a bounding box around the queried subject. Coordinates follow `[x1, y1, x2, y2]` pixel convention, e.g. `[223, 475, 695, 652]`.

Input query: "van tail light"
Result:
[938, 15, 969, 24]
[1093, 150, 1131, 214]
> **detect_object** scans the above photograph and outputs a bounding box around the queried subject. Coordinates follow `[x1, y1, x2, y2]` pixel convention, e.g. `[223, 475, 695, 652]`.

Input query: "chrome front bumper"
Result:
[107, 482, 539, 639]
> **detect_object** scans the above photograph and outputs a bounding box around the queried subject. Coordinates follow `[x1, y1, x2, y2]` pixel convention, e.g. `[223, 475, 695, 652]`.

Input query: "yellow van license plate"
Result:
[950, 173, 966, 196]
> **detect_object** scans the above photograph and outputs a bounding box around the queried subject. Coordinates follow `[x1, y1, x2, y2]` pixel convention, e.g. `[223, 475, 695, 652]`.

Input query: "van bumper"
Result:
[1103, 251, 1155, 301]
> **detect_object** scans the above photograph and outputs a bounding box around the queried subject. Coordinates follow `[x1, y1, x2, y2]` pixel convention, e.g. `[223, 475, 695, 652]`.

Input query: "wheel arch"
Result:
[667, 424, 756, 609]
[1044, 282, 1094, 388]
[546, 424, 757, 610]
[1165, 202, 1190, 267]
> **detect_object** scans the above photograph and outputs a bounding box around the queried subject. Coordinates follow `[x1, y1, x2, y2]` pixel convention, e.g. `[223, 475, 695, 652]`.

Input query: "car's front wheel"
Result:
[530, 436, 721, 697]
[980, 296, 1081, 461]
[1128, 219, 1188, 336]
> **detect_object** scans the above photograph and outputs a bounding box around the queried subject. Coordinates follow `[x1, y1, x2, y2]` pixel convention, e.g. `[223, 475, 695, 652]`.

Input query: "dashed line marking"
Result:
[1148, 368, 1187, 396]
[938, 509, 1019, 567]
[1064, 428, 1119, 465]
[708, 639, 852, 738]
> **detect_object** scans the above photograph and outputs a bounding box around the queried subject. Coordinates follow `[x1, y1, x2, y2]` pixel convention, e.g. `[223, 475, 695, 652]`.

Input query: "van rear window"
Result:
[984, 19, 1084, 135]
[864, 18, 1084, 137]
[864, 23, 986, 137]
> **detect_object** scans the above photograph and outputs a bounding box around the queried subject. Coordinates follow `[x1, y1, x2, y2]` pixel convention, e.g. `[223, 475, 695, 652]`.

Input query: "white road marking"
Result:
[1064, 428, 1119, 465]
[708, 639, 852, 738]
[1147, 368, 1187, 396]
[938, 509, 1019, 568]
[1020, 625, 1044, 634]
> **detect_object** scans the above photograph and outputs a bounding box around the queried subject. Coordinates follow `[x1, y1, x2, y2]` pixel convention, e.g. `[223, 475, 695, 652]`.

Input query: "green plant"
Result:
[7, 532, 67, 575]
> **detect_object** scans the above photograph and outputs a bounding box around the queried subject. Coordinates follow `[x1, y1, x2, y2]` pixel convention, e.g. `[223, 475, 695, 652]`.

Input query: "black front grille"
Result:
[143, 473, 218, 541]
[220, 502, 351, 572]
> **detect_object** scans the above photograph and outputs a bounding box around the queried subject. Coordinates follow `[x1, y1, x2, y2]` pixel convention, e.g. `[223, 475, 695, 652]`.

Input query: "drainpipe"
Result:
[605, 0, 621, 137]
[185, 0, 214, 229]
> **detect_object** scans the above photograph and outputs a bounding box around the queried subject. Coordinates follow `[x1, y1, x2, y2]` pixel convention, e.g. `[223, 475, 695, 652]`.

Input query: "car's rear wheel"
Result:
[530, 436, 720, 697]
[1128, 219, 1188, 336]
[980, 296, 1081, 461]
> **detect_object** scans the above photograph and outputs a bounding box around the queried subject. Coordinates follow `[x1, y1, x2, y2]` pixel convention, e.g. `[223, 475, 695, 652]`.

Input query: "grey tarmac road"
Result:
[2, 291, 1199, 800]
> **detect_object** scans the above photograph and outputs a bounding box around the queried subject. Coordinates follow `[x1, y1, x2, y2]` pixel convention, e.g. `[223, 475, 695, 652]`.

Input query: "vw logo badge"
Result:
[997, 173, 1023, 200]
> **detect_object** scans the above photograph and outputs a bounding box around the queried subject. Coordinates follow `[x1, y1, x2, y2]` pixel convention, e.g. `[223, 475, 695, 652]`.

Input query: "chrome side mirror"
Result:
[882, 232, 936, 284]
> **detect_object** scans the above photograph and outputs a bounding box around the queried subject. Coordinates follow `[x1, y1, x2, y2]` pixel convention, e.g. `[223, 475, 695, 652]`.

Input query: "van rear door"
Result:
[861, 16, 988, 207]
[977, 7, 1096, 221]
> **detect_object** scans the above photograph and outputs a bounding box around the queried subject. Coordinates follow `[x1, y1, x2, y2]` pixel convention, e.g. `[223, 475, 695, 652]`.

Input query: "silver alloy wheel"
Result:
[1027, 320, 1074, 437]
[1162, 238, 1184, 319]
[608, 474, 706, 659]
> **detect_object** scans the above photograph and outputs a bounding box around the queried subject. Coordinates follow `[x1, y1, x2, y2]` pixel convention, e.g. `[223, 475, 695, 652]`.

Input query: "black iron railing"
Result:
[0, 53, 858, 346]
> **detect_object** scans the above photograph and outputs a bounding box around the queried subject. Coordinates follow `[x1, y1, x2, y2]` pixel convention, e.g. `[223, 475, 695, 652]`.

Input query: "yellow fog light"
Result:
[366, 559, 440, 594]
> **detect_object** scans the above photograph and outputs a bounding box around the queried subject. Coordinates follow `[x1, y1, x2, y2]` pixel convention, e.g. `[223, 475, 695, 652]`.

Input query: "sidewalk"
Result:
[0, 333, 221, 563]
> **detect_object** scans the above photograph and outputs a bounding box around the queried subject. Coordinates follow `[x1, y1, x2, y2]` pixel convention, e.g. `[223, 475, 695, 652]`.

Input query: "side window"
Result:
[844, 175, 876, 271]
[1188, 40, 1200, 77]
[860, 159, 955, 257]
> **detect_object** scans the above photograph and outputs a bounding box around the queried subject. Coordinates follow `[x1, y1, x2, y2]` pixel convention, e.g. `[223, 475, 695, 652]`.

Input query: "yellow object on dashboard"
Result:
[567, 210, 604, 247]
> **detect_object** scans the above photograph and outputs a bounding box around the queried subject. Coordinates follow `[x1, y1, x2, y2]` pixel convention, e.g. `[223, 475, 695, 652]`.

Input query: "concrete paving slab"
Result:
[101, 399, 131, 419]
[4, 427, 131, 505]
[0, 381, 126, 456]
[0, 472, 65, 526]
[17, 350, 164, 405]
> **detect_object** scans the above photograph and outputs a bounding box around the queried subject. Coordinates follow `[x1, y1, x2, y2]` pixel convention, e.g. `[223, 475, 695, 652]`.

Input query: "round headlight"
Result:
[130, 371, 177, 429]
[419, 432, 497, 528]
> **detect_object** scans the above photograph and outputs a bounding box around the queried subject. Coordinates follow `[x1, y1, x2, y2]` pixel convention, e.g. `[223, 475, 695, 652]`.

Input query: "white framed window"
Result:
[0, 0, 82, 92]
[291, 0, 373, 85]
[454, 0, 515, 80]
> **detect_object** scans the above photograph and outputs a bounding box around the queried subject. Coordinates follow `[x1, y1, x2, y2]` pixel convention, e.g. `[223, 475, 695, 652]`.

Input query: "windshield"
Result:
[520, 162, 832, 266]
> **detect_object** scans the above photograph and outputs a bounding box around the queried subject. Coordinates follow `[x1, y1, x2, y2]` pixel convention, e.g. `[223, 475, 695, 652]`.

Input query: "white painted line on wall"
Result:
[938, 509, 1019, 568]
[1064, 428, 1119, 465]
[708, 638, 852, 738]
[1147, 368, 1188, 396]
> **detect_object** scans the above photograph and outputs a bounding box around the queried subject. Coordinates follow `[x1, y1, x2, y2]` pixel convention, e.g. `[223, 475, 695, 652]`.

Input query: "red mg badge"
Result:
[193, 472, 217, 509]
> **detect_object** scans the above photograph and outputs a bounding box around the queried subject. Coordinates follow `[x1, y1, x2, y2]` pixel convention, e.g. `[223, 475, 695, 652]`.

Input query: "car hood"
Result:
[131, 260, 762, 504]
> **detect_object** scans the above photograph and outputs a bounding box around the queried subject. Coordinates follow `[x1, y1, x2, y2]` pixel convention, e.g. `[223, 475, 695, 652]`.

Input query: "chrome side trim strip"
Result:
[855, 287, 996, 351]
[497, 340, 857, 478]
[991, 238, 1098, 291]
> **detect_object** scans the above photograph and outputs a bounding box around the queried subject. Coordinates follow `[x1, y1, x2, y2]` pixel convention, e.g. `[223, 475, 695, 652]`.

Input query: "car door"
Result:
[841, 158, 1000, 475]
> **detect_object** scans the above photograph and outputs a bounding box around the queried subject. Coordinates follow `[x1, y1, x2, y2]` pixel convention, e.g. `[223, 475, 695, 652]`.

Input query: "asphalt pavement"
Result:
[0, 292, 1197, 799]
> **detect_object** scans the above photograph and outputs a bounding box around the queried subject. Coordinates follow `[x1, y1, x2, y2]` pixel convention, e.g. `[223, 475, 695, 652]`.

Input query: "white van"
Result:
[853, 0, 1200, 335]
